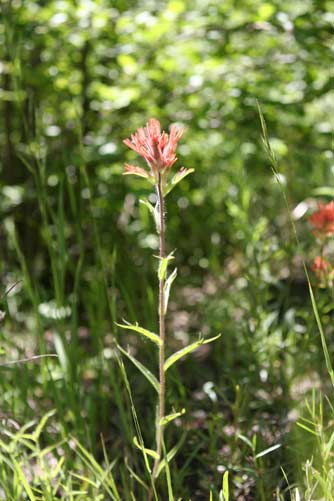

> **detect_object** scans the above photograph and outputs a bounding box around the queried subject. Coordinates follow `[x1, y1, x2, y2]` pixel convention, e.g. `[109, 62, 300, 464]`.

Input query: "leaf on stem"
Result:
[160, 408, 186, 427]
[139, 198, 155, 216]
[116, 320, 161, 346]
[165, 168, 195, 195]
[156, 432, 186, 478]
[164, 334, 221, 372]
[133, 436, 159, 459]
[157, 251, 175, 281]
[117, 344, 160, 394]
[139, 199, 161, 233]
[164, 268, 177, 314]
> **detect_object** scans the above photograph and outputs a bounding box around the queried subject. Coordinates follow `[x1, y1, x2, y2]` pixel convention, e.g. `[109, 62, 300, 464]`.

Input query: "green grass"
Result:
[1, 114, 334, 499]
[1, 5, 334, 497]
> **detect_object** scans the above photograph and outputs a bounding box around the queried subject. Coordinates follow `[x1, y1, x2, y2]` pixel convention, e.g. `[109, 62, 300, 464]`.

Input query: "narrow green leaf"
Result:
[125, 457, 150, 492]
[33, 409, 56, 441]
[161, 438, 174, 501]
[117, 355, 158, 499]
[165, 168, 195, 195]
[157, 251, 175, 281]
[133, 436, 159, 459]
[117, 344, 160, 394]
[139, 199, 161, 234]
[70, 472, 99, 488]
[73, 439, 120, 500]
[223, 470, 229, 500]
[164, 334, 221, 372]
[139, 198, 155, 216]
[164, 268, 177, 314]
[116, 321, 161, 346]
[160, 408, 186, 426]
[12, 458, 36, 501]
[296, 422, 318, 436]
[54, 331, 69, 373]
[255, 443, 281, 459]
[237, 434, 253, 449]
[156, 433, 186, 478]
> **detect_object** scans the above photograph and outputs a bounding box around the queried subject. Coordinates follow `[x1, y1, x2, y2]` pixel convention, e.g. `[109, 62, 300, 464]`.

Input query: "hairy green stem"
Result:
[152, 174, 166, 480]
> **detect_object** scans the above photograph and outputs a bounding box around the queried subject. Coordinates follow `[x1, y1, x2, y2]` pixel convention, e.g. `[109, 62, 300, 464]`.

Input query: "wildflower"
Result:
[309, 201, 334, 237]
[312, 256, 330, 274]
[123, 118, 193, 193]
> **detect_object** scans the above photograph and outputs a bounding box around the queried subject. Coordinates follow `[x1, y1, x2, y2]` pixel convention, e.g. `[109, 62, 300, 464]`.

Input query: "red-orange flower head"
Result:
[309, 201, 334, 238]
[123, 118, 193, 194]
[312, 256, 330, 275]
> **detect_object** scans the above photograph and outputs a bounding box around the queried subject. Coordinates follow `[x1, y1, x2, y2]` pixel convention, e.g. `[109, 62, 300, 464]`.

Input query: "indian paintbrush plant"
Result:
[309, 201, 334, 287]
[118, 118, 220, 497]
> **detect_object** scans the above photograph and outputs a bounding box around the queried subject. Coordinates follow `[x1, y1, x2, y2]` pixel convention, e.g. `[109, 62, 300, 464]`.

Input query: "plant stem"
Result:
[152, 174, 166, 479]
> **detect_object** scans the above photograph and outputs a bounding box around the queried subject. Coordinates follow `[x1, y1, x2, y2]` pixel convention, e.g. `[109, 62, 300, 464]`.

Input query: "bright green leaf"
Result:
[164, 268, 177, 314]
[165, 168, 195, 195]
[223, 470, 229, 500]
[255, 443, 281, 459]
[158, 251, 175, 281]
[156, 433, 186, 478]
[164, 334, 221, 372]
[160, 408, 186, 426]
[133, 436, 159, 459]
[237, 434, 253, 449]
[116, 321, 161, 346]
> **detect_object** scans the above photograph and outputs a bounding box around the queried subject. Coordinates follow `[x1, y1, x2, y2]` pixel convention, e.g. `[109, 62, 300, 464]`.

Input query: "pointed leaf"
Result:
[237, 434, 253, 449]
[164, 334, 221, 372]
[116, 321, 161, 346]
[161, 438, 174, 501]
[133, 436, 159, 459]
[123, 164, 155, 184]
[139, 199, 155, 216]
[165, 168, 195, 195]
[255, 443, 281, 459]
[117, 344, 160, 394]
[164, 268, 177, 314]
[296, 422, 317, 437]
[12, 458, 37, 501]
[222, 470, 229, 501]
[157, 252, 175, 281]
[160, 408, 186, 426]
[156, 433, 186, 478]
[33, 410, 56, 441]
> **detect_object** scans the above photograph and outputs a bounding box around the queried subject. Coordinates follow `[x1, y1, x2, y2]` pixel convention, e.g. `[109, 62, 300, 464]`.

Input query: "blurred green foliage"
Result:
[1, 0, 334, 499]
